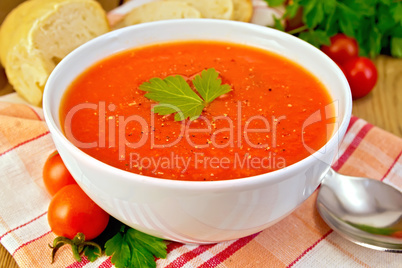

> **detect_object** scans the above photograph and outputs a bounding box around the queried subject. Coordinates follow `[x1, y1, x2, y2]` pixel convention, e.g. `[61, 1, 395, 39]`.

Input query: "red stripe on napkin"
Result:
[165, 244, 216, 268]
[12, 231, 52, 257]
[346, 115, 358, 132]
[333, 123, 373, 171]
[27, 106, 42, 121]
[65, 257, 90, 268]
[381, 150, 402, 182]
[167, 242, 185, 253]
[0, 131, 50, 157]
[98, 258, 113, 268]
[0, 212, 47, 240]
[198, 233, 259, 268]
[287, 230, 333, 268]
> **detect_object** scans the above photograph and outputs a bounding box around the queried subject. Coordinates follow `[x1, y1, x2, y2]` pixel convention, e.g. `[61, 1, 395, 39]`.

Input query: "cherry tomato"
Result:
[341, 57, 378, 99]
[48, 184, 110, 240]
[321, 34, 359, 65]
[43, 151, 77, 196]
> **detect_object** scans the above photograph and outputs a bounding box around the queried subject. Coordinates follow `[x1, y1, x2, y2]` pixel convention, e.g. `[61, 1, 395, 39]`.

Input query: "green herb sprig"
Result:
[50, 218, 167, 268]
[105, 225, 167, 268]
[266, 0, 402, 58]
[139, 68, 232, 121]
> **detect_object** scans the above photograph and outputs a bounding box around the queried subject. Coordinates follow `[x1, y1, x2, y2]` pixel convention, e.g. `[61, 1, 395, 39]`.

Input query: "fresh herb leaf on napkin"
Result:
[83, 245, 102, 262]
[105, 225, 167, 268]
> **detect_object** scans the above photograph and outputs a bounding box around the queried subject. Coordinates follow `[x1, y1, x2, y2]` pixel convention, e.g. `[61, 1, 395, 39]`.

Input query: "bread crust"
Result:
[173, 0, 234, 20]
[232, 0, 253, 22]
[0, 0, 109, 106]
[115, 1, 201, 28]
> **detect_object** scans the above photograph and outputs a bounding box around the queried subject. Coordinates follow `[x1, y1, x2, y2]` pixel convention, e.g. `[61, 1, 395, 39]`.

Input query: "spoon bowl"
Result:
[317, 168, 402, 252]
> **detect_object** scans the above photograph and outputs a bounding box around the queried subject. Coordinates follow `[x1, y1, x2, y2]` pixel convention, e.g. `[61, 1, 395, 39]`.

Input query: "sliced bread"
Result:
[114, 1, 201, 28]
[173, 0, 234, 20]
[232, 0, 253, 22]
[0, 0, 110, 106]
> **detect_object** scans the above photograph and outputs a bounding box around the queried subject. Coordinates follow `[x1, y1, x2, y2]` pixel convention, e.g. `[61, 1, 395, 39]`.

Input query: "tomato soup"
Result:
[60, 41, 334, 181]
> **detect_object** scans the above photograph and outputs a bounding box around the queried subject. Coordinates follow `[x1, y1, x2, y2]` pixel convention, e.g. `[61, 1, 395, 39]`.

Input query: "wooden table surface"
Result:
[352, 56, 402, 137]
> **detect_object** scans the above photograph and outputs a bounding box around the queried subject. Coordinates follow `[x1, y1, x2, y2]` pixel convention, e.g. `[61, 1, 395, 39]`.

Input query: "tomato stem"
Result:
[49, 232, 102, 264]
[71, 242, 82, 262]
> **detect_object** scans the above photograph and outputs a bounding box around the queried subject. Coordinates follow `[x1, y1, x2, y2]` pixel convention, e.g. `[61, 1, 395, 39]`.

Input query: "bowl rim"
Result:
[43, 19, 352, 190]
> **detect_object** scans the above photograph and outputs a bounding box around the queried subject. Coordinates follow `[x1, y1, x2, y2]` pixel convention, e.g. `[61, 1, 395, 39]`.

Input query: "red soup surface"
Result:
[60, 41, 335, 181]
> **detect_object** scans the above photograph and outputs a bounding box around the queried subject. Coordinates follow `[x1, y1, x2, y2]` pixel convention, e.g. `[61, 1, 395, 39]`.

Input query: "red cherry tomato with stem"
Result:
[43, 151, 77, 196]
[341, 57, 378, 99]
[321, 34, 359, 65]
[48, 184, 110, 240]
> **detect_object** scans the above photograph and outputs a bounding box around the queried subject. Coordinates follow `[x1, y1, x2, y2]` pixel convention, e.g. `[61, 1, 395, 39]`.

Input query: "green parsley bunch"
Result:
[266, 0, 402, 58]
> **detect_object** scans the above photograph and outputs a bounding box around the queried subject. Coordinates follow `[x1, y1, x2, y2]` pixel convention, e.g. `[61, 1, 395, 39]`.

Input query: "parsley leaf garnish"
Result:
[139, 75, 204, 121]
[192, 68, 232, 104]
[139, 68, 232, 121]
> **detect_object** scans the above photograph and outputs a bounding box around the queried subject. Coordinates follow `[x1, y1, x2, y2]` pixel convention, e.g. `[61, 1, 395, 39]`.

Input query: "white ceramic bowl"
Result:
[43, 19, 352, 244]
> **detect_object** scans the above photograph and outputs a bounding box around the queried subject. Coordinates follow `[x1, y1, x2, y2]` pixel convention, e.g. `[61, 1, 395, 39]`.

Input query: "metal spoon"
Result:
[317, 168, 402, 252]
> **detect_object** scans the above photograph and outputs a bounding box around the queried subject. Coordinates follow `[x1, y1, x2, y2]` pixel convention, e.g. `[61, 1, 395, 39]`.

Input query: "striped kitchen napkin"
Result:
[0, 99, 401, 267]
